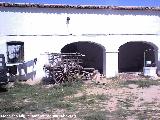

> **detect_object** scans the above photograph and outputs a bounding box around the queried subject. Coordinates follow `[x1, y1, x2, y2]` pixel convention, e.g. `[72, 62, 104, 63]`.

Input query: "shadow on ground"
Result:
[0, 86, 7, 92]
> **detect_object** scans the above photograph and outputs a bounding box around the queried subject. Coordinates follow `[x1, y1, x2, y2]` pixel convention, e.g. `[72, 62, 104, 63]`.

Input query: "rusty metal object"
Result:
[0, 54, 8, 86]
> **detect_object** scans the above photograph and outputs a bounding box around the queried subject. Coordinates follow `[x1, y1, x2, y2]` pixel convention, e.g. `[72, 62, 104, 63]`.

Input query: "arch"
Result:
[118, 41, 158, 73]
[61, 41, 106, 74]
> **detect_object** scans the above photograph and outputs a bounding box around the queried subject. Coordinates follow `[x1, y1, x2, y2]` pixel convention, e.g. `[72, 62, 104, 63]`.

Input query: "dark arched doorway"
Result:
[118, 42, 158, 73]
[61, 41, 106, 74]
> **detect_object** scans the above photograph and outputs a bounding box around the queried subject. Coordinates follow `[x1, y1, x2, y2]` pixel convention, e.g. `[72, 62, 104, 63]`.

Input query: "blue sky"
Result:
[0, 0, 160, 6]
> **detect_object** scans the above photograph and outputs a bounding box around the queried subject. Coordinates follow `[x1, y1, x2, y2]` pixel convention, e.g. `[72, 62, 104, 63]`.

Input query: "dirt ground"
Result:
[79, 73, 160, 119]
[8, 73, 160, 120]
[85, 80, 160, 111]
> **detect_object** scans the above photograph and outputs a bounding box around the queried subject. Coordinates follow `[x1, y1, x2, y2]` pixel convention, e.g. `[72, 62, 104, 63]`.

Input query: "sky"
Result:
[0, 0, 160, 6]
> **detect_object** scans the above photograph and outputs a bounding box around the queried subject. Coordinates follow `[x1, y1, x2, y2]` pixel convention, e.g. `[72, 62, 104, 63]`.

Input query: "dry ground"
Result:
[1, 73, 160, 120]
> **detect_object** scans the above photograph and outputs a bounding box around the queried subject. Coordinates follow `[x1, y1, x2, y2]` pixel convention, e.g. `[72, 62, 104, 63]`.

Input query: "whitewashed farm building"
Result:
[0, 2, 160, 80]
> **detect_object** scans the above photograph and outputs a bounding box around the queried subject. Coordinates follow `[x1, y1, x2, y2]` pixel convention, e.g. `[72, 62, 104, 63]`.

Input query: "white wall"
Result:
[0, 7, 160, 79]
[1, 35, 160, 78]
[0, 8, 160, 35]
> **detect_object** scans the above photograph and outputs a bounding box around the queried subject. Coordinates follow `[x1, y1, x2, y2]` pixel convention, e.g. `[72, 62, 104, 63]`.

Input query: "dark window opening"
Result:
[61, 42, 106, 74]
[7, 41, 24, 63]
[118, 42, 157, 73]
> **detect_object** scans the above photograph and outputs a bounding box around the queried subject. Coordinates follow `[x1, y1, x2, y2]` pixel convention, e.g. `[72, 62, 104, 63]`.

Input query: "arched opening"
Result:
[61, 41, 106, 74]
[118, 42, 158, 73]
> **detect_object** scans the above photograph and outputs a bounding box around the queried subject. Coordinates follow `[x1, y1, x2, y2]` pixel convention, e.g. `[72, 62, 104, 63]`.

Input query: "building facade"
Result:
[0, 2, 160, 80]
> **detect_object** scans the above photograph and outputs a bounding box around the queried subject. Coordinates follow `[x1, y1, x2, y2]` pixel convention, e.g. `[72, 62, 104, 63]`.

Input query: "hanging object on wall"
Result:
[66, 17, 70, 24]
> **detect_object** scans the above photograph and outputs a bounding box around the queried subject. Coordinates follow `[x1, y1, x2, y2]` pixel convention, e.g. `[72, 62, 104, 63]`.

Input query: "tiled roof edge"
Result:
[0, 2, 160, 11]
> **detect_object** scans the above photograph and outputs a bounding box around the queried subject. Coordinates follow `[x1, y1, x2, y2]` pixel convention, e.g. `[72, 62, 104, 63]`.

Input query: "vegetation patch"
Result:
[121, 79, 160, 88]
[1, 77, 160, 119]
[0, 81, 83, 115]
[78, 110, 107, 120]
[70, 93, 108, 105]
